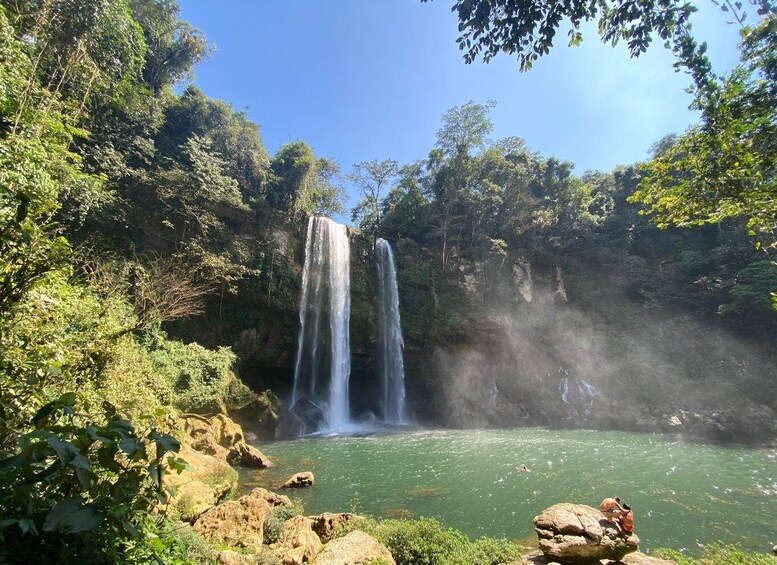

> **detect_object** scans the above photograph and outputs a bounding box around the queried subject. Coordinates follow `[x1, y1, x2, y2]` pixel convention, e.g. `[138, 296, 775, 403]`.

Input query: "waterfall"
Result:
[291, 216, 351, 433]
[375, 238, 408, 424]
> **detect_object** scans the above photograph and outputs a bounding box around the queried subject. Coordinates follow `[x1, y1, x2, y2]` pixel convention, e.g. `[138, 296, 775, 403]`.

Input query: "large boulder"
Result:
[282, 471, 314, 488]
[193, 493, 273, 551]
[275, 515, 323, 565]
[310, 512, 359, 543]
[165, 444, 235, 522]
[227, 441, 274, 468]
[217, 550, 258, 565]
[314, 530, 396, 565]
[534, 503, 639, 564]
[183, 413, 244, 460]
[250, 486, 292, 507]
[622, 553, 679, 565]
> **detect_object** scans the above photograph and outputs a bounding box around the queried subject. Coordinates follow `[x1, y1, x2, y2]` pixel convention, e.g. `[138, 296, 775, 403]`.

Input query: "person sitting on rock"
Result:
[599, 496, 624, 523]
[618, 504, 634, 534]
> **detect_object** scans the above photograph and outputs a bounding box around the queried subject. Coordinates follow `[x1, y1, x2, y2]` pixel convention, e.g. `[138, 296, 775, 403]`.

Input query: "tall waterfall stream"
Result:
[376, 238, 408, 425]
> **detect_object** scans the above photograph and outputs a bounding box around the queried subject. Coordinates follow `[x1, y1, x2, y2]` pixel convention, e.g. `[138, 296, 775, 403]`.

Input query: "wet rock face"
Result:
[533, 503, 639, 564]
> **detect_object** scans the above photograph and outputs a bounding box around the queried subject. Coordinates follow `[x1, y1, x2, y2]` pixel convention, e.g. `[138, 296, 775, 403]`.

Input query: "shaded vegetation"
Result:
[0, 0, 775, 560]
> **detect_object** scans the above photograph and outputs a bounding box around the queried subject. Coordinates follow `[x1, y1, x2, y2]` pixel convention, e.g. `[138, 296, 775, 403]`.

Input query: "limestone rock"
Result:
[173, 479, 224, 522]
[275, 515, 323, 565]
[311, 512, 358, 543]
[314, 530, 396, 565]
[227, 441, 274, 468]
[183, 413, 244, 460]
[193, 493, 272, 551]
[622, 552, 679, 565]
[534, 503, 639, 564]
[165, 444, 235, 522]
[250, 486, 291, 507]
[217, 550, 258, 565]
[282, 471, 314, 488]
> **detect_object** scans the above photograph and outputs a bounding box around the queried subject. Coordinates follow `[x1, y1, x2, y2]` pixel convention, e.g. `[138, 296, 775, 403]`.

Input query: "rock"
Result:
[274, 515, 322, 565]
[183, 413, 245, 460]
[534, 503, 639, 564]
[314, 530, 396, 565]
[249, 486, 291, 507]
[773, 544, 777, 556]
[622, 552, 679, 565]
[217, 550, 257, 565]
[282, 471, 314, 488]
[310, 512, 358, 543]
[165, 444, 236, 522]
[193, 493, 272, 551]
[174, 479, 224, 522]
[227, 441, 274, 468]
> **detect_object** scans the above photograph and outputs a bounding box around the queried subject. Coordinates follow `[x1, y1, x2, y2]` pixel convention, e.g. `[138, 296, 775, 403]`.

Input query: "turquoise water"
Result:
[240, 428, 777, 555]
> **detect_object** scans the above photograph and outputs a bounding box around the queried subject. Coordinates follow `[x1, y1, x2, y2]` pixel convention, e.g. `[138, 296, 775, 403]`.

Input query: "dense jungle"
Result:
[0, 0, 775, 563]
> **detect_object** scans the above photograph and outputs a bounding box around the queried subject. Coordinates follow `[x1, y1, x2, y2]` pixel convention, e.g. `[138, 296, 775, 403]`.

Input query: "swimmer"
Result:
[516, 465, 530, 472]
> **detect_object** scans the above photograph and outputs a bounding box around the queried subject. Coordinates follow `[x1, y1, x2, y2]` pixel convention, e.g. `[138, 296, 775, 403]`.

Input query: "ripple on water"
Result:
[239, 428, 777, 555]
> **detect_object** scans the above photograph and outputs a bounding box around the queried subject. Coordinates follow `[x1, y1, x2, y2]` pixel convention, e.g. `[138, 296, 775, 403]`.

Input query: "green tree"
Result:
[425, 100, 497, 267]
[268, 141, 344, 217]
[425, 0, 717, 71]
[349, 158, 399, 236]
[633, 15, 776, 259]
[381, 162, 431, 241]
[129, 0, 208, 92]
[2, 0, 147, 127]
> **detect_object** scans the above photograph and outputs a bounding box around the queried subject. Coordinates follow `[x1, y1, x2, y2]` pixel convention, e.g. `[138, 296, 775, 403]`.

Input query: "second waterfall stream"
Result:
[375, 238, 408, 424]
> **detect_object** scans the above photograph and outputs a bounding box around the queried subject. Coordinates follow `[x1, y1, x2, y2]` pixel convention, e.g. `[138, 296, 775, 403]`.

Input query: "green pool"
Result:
[240, 428, 777, 555]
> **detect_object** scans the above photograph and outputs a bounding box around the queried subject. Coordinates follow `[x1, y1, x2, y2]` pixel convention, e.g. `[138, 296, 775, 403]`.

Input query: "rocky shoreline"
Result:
[167, 413, 707, 565]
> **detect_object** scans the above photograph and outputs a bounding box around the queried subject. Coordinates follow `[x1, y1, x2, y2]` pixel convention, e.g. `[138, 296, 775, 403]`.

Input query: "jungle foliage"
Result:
[0, 0, 775, 561]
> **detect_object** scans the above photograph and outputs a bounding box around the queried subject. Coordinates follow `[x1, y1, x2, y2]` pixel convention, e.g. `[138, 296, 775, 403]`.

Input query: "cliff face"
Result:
[164, 215, 776, 442]
[389, 241, 777, 442]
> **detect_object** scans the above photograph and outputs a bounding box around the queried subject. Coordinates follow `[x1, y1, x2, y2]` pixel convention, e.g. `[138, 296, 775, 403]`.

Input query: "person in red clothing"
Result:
[618, 503, 634, 533]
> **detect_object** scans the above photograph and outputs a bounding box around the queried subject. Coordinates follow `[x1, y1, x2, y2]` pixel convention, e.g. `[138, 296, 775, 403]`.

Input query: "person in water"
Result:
[599, 496, 624, 521]
[618, 503, 634, 534]
[516, 464, 530, 472]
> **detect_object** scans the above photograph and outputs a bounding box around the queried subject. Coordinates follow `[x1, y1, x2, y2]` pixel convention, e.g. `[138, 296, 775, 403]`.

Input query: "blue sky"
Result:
[177, 1, 747, 217]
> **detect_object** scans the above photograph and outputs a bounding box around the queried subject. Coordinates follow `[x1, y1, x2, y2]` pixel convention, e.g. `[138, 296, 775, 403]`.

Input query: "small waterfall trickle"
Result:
[291, 216, 351, 433]
[558, 367, 599, 407]
[375, 238, 408, 424]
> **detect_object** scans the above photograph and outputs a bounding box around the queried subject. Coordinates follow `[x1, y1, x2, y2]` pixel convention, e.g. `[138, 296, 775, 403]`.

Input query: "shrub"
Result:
[334, 516, 523, 565]
[370, 518, 498, 565]
[653, 543, 775, 565]
[470, 536, 524, 565]
[0, 393, 190, 563]
[701, 542, 776, 565]
[147, 335, 237, 413]
[264, 500, 305, 545]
